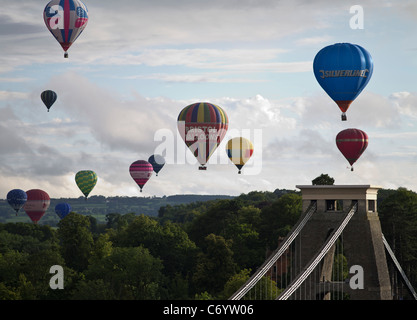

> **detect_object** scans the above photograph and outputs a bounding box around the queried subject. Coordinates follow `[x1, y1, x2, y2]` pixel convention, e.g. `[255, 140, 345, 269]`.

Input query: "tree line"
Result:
[0, 186, 416, 299]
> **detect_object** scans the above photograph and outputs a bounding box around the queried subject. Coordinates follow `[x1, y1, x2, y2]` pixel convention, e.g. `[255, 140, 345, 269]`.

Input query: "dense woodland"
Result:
[0, 184, 416, 300]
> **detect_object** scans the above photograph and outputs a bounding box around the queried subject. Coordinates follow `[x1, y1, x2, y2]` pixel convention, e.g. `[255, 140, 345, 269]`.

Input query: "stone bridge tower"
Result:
[295, 185, 392, 300]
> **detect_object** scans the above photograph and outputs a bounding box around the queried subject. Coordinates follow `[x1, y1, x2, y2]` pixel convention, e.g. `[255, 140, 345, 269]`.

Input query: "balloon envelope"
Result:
[313, 43, 373, 120]
[41, 90, 57, 112]
[43, 0, 89, 57]
[177, 102, 228, 169]
[226, 137, 254, 174]
[129, 160, 153, 192]
[336, 128, 368, 170]
[24, 189, 50, 224]
[7, 189, 27, 214]
[148, 155, 165, 176]
[75, 170, 97, 199]
[55, 203, 71, 219]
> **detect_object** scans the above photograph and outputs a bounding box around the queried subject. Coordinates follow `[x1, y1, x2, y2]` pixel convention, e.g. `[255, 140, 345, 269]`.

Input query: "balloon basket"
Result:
[341, 113, 347, 121]
[64, 52, 68, 58]
[199, 166, 207, 170]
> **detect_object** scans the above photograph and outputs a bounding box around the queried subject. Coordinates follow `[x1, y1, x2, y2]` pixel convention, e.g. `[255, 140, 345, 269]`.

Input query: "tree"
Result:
[379, 188, 417, 290]
[222, 269, 281, 300]
[192, 234, 238, 295]
[312, 174, 335, 185]
[84, 246, 163, 299]
[260, 193, 302, 249]
[57, 212, 94, 272]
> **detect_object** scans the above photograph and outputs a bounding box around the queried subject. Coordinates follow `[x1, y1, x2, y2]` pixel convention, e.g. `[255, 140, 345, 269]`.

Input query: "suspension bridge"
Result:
[229, 184, 417, 300]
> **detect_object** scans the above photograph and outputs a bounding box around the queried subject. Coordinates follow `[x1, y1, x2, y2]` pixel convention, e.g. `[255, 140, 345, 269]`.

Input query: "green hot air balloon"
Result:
[75, 170, 97, 199]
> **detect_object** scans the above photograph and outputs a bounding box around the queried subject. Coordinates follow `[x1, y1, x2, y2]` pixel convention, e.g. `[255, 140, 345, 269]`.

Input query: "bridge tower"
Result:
[296, 184, 392, 300]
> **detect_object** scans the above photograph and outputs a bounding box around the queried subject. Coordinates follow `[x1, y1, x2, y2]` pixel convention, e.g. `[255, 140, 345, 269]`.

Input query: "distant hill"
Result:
[0, 194, 236, 225]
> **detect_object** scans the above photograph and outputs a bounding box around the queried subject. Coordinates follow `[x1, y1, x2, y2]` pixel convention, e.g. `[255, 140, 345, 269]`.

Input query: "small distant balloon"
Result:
[55, 203, 71, 219]
[226, 137, 254, 174]
[148, 155, 165, 176]
[313, 43, 373, 121]
[129, 160, 153, 192]
[23, 189, 50, 224]
[6, 189, 27, 215]
[75, 170, 97, 199]
[336, 128, 368, 171]
[43, 0, 89, 58]
[41, 90, 57, 112]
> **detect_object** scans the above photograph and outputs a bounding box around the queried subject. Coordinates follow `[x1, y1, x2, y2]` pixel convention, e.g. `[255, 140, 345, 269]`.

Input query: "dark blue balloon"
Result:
[7, 189, 27, 214]
[148, 155, 165, 176]
[41, 90, 57, 112]
[55, 203, 72, 219]
[313, 43, 373, 120]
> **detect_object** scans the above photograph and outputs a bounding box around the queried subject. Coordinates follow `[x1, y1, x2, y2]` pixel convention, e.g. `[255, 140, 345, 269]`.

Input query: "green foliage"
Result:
[312, 173, 335, 185]
[84, 246, 163, 299]
[1, 187, 417, 300]
[379, 188, 417, 286]
[192, 234, 238, 296]
[57, 212, 94, 272]
[259, 193, 302, 248]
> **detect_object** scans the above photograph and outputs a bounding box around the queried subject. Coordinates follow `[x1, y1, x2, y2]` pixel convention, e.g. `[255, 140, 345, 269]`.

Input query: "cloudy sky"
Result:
[0, 0, 416, 198]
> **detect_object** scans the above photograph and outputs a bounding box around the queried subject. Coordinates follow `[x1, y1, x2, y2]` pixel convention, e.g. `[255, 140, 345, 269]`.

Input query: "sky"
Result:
[0, 0, 417, 198]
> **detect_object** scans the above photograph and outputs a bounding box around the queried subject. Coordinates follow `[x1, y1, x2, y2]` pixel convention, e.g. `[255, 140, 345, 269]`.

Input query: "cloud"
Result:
[0, 91, 29, 100]
[46, 72, 180, 153]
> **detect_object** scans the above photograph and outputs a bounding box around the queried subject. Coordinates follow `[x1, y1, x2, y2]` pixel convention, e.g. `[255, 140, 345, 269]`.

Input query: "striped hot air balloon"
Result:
[129, 160, 153, 192]
[226, 137, 254, 174]
[23, 189, 50, 224]
[75, 170, 97, 199]
[336, 128, 368, 171]
[41, 90, 57, 112]
[177, 102, 228, 170]
[43, 0, 89, 58]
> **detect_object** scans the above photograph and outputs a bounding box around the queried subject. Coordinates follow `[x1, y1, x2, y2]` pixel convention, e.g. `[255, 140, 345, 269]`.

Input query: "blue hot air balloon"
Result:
[41, 90, 57, 112]
[6, 189, 27, 215]
[313, 43, 373, 121]
[148, 155, 165, 176]
[55, 203, 72, 219]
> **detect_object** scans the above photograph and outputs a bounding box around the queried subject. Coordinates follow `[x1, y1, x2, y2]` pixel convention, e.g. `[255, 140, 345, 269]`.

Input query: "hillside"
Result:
[0, 194, 236, 226]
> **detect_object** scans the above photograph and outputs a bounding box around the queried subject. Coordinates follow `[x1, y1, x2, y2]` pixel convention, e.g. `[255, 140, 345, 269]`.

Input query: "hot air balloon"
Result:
[75, 170, 97, 199]
[6, 189, 27, 215]
[23, 189, 50, 224]
[129, 160, 153, 192]
[177, 102, 228, 170]
[43, 0, 89, 58]
[55, 203, 72, 219]
[41, 90, 57, 112]
[148, 155, 165, 176]
[226, 137, 254, 174]
[313, 43, 373, 121]
[336, 128, 368, 171]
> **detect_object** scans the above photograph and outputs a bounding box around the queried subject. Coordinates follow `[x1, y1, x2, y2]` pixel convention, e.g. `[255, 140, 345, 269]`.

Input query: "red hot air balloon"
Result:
[336, 128, 368, 171]
[129, 160, 153, 192]
[23, 189, 51, 224]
